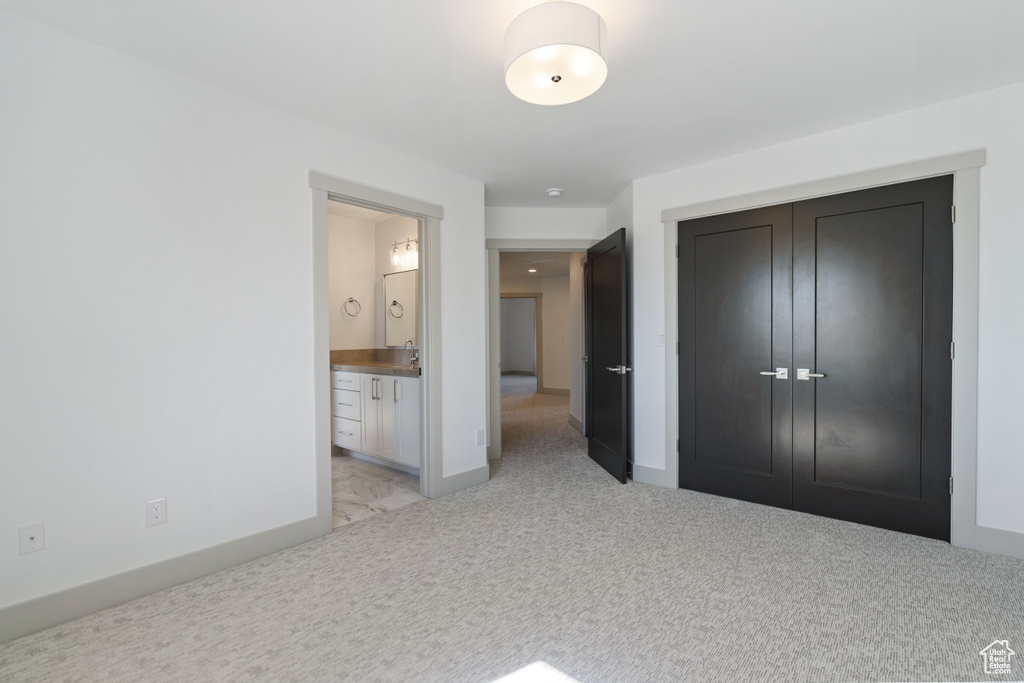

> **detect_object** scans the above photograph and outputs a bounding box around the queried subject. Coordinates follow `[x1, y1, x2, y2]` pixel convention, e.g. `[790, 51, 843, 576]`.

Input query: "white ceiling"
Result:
[500, 252, 574, 282]
[6, 0, 1024, 207]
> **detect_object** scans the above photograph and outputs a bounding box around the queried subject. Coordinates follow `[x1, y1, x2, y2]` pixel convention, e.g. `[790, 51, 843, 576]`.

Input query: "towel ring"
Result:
[388, 300, 404, 319]
[343, 298, 361, 317]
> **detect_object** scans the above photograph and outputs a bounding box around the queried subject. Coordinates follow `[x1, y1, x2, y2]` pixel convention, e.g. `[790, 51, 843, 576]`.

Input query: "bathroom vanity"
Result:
[331, 363, 420, 470]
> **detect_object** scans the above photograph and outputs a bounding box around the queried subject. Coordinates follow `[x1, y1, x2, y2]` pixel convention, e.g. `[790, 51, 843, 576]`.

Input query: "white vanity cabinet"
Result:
[393, 376, 421, 467]
[361, 374, 396, 462]
[332, 369, 419, 471]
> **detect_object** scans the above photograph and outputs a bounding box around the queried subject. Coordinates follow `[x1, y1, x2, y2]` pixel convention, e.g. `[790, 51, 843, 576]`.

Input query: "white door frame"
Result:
[660, 150, 1024, 557]
[310, 172, 444, 536]
[486, 239, 597, 461]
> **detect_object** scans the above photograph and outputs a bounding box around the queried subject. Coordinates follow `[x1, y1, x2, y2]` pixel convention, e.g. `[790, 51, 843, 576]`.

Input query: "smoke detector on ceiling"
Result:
[547, 188, 563, 198]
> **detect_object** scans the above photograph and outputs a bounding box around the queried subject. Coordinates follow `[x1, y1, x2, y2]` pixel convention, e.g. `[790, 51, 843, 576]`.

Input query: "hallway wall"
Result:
[499, 298, 536, 375]
[502, 276, 570, 392]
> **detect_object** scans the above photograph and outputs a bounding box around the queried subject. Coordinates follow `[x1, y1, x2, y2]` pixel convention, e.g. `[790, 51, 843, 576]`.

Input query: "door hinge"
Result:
[676, 342, 679, 355]
[675, 244, 679, 257]
[951, 205, 956, 224]
[676, 438, 679, 452]
[949, 477, 953, 495]
[950, 342, 955, 360]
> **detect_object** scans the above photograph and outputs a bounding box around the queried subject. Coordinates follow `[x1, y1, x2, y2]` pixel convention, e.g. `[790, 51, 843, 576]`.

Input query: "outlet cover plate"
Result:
[19, 522, 45, 554]
[146, 498, 167, 527]
[475, 429, 485, 446]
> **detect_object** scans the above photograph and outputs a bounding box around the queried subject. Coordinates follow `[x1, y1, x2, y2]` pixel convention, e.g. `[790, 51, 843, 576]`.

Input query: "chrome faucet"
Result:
[405, 339, 419, 365]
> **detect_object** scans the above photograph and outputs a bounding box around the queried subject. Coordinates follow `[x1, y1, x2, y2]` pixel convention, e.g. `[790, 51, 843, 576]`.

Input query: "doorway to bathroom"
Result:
[326, 199, 425, 529]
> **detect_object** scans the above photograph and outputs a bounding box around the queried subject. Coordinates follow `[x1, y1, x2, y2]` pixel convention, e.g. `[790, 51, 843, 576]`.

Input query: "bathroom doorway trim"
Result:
[310, 172, 444, 535]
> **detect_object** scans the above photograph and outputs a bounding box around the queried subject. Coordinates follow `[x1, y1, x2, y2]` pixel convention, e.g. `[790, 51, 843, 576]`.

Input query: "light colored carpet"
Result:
[1, 380, 1023, 682]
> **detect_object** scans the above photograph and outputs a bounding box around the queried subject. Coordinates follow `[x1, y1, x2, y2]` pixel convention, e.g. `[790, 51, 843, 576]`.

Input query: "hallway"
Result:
[498, 374, 586, 463]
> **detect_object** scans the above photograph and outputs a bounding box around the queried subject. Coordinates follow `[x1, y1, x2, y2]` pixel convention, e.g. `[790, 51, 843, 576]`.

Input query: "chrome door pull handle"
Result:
[760, 368, 788, 380]
[605, 365, 633, 375]
[796, 368, 826, 381]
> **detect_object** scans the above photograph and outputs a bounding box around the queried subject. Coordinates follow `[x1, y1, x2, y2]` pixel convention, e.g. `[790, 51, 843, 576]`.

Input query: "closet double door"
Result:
[677, 176, 953, 540]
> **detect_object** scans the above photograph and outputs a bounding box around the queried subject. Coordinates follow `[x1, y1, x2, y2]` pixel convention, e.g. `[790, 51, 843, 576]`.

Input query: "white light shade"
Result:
[504, 2, 608, 106]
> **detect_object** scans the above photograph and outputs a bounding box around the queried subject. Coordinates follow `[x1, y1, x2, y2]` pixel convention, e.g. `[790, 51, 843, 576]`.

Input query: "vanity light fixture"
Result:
[504, 2, 608, 106]
[390, 238, 419, 269]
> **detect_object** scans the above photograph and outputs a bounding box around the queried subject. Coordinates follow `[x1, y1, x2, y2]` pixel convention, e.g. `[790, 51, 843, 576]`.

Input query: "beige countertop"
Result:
[331, 362, 420, 378]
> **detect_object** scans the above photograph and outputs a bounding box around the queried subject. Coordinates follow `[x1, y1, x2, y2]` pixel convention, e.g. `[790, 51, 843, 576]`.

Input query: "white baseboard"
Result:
[537, 387, 570, 396]
[443, 464, 490, 495]
[567, 414, 583, 434]
[0, 516, 321, 645]
[631, 464, 670, 488]
[348, 450, 420, 476]
[963, 524, 1024, 560]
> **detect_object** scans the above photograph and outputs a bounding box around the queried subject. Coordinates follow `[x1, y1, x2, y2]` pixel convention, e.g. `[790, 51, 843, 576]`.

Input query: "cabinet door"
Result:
[394, 377, 421, 467]
[360, 375, 380, 456]
[378, 376, 397, 462]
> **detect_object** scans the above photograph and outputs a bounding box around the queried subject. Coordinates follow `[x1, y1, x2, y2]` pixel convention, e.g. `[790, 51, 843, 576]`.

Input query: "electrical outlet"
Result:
[475, 429, 485, 446]
[146, 498, 167, 527]
[19, 522, 45, 555]
[659, 333, 666, 347]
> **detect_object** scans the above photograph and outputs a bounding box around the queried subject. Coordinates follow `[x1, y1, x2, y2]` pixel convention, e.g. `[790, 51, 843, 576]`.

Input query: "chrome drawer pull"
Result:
[339, 431, 354, 437]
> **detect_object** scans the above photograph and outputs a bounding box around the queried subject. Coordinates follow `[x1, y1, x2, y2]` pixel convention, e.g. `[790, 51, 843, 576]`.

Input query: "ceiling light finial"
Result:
[504, 2, 608, 106]
[547, 188, 563, 198]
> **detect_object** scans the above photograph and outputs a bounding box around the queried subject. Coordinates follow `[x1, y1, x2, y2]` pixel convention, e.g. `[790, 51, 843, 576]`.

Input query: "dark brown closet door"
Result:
[792, 176, 953, 540]
[678, 205, 793, 508]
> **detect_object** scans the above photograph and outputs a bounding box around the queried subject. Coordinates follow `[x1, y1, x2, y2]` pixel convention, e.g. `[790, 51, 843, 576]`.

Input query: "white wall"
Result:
[606, 184, 633, 234]
[485, 207, 608, 241]
[500, 298, 536, 375]
[0, 11, 487, 609]
[631, 79, 1024, 535]
[373, 215, 419, 347]
[328, 214, 375, 350]
[502, 276, 571, 392]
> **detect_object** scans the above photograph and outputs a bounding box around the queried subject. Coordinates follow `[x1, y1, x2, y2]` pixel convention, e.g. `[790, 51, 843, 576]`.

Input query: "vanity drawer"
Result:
[333, 417, 362, 451]
[333, 389, 361, 421]
[333, 370, 360, 390]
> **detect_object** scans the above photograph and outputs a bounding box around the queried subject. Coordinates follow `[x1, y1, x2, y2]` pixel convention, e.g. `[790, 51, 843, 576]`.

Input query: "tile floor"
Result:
[331, 454, 424, 529]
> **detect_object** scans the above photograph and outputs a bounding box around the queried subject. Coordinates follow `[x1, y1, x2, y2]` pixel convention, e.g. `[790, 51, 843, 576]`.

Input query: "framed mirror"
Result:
[384, 269, 418, 347]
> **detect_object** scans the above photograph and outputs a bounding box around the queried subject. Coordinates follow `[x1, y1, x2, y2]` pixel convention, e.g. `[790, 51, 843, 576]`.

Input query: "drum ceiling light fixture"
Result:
[504, 2, 608, 106]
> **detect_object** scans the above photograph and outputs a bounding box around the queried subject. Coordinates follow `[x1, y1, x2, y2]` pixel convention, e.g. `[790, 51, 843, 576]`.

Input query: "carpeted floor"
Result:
[1, 378, 1022, 682]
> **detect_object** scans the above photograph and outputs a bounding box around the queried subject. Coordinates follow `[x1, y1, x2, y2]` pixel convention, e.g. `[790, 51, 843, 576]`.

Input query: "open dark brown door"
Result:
[586, 228, 631, 483]
[677, 205, 794, 508]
